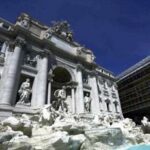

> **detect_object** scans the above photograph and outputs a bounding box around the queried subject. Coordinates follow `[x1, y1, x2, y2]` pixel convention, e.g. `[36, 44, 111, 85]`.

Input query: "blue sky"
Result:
[0, 0, 150, 75]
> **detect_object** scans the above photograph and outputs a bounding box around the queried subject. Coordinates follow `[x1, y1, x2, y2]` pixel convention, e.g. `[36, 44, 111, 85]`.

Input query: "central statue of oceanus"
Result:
[53, 86, 68, 112]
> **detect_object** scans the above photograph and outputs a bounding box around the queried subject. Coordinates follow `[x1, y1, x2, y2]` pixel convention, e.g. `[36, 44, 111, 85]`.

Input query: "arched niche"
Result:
[50, 64, 76, 83]
[49, 65, 76, 111]
[53, 67, 72, 83]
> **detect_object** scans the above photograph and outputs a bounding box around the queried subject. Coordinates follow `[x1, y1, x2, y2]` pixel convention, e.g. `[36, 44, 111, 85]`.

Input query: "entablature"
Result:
[0, 13, 96, 65]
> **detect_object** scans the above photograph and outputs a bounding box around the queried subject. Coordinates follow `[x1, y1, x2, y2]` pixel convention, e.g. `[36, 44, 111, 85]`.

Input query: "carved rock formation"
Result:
[0, 105, 150, 150]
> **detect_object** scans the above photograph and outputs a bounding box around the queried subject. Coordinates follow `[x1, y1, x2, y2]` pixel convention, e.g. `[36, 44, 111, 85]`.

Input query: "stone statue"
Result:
[122, 118, 136, 130]
[16, 14, 30, 29]
[84, 93, 92, 112]
[24, 54, 37, 67]
[53, 86, 68, 112]
[66, 31, 73, 42]
[39, 104, 61, 125]
[141, 116, 150, 133]
[103, 114, 113, 126]
[17, 78, 32, 104]
[141, 116, 149, 126]
[42, 20, 73, 41]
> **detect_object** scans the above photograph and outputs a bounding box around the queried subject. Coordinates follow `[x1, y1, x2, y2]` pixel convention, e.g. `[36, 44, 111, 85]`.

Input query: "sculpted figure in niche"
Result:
[24, 54, 37, 67]
[84, 93, 92, 112]
[54, 86, 68, 112]
[17, 78, 32, 104]
[82, 73, 88, 84]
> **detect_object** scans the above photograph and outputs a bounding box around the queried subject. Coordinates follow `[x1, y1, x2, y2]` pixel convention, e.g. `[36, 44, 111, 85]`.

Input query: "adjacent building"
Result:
[0, 13, 122, 120]
[117, 56, 150, 123]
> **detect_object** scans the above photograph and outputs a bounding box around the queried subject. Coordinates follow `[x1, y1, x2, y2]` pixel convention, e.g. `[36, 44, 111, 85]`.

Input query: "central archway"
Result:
[53, 67, 72, 83]
[50, 66, 74, 111]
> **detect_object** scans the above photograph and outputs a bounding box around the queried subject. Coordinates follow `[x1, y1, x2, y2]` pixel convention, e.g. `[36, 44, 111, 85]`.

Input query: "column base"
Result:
[0, 104, 13, 121]
[0, 103, 40, 120]
[13, 103, 40, 114]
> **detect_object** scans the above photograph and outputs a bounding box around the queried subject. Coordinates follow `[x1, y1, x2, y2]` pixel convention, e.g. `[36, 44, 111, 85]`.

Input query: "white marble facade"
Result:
[0, 13, 122, 119]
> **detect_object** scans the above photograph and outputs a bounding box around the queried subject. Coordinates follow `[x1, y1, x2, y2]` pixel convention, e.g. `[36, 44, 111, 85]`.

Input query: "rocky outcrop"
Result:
[0, 106, 150, 150]
[2, 115, 32, 137]
[0, 125, 32, 150]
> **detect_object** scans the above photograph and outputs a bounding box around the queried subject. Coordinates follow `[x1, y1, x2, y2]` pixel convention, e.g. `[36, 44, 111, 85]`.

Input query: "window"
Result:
[105, 99, 110, 112]
[114, 101, 118, 113]
[107, 103, 110, 111]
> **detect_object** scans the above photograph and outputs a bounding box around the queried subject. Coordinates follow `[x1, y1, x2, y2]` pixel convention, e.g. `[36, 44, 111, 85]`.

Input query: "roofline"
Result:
[117, 55, 150, 81]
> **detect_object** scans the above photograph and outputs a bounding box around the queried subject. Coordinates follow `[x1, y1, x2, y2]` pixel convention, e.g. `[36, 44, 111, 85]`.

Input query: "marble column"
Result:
[0, 38, 25, 106]
[76, 68, 84, 113]
[31, 54, 48, 107]
[71, 87, 75, 113]
[47, 78, 52, 104]
[1, 41, 8, 54]
[89, 75, 100, 114]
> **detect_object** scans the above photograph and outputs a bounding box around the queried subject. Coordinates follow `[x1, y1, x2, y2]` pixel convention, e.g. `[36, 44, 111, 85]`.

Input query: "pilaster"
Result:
[0, 38, 25, 106]
[31, 54, 48, 107]
[47, 74, 53, 104]
[88, 74, 100, 114]
[76, 66, 84, 113]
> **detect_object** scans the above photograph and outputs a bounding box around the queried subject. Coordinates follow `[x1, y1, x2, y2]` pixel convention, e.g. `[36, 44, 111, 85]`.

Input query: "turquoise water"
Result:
[117, 144, 150, 150]
[127, 144, 150, 150]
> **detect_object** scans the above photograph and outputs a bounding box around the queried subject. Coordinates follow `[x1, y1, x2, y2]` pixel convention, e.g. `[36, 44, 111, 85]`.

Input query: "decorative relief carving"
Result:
[103, 90, 109, 96]
[24, 53, 37, 67]
[15, 38, 26, 48]
[76, 46, 95, 63]
[0, 41, 9, 63]
[86, 49, 95, 63]
[16, 13, 30, 29]
[112, 92, 117, 98]
[98, 76, 105, 84]
[42, 21, 73, 42]
[106, 79, 113, 88]
[76, 47, 82, 55]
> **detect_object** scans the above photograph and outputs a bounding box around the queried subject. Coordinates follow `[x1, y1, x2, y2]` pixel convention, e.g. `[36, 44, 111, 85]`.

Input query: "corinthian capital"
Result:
[15, 37, 26, 48]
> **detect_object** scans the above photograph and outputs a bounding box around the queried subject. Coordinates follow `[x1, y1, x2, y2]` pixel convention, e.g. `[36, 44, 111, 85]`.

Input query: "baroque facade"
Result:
[0, 13, 122, 120]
